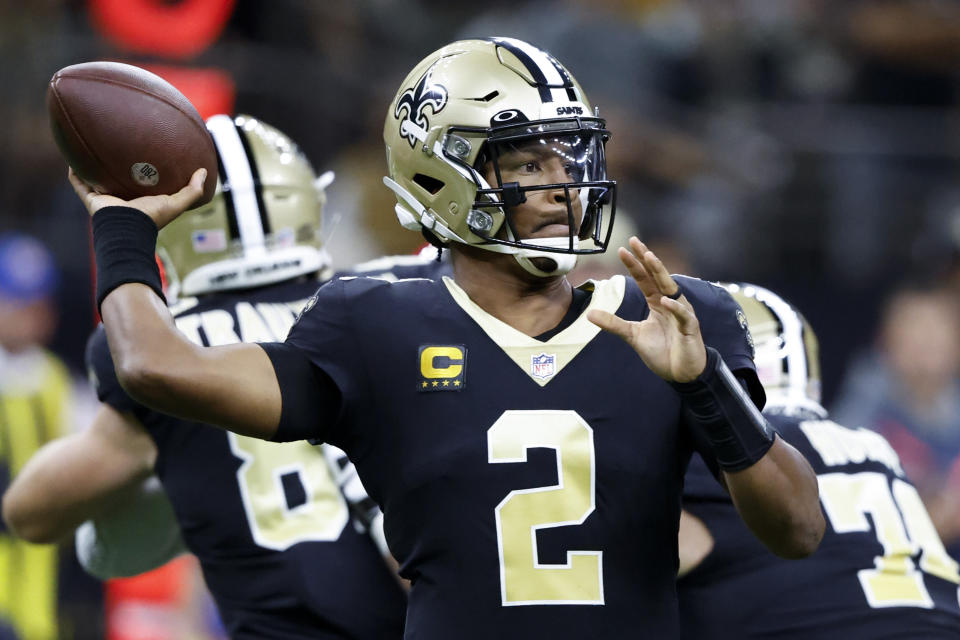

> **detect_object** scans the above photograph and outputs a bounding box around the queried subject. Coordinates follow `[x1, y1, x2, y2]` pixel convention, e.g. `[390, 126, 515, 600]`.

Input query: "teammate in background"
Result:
[0, 233, 68, 640]
[66, 39, 823, 638]
[678, 283, 960, 639]
[1, 115, 444, 639]
[831, 284, 960, 558]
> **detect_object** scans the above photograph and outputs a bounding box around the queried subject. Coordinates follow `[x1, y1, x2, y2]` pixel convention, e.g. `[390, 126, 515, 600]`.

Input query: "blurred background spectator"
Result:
[0, 232, 65, 640]
[832, 284, 960, 558]
[1, 0, 959, 634]
[0, 233, 98, 639]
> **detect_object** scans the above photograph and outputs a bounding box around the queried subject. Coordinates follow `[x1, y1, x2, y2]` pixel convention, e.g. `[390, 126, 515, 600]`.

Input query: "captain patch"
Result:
[419, 345, 466, 392]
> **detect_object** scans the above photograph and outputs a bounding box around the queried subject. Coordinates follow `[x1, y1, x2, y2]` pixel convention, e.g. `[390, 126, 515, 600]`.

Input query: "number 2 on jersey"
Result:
[488, 410, 604, 606]
[229, 434, 349, 551]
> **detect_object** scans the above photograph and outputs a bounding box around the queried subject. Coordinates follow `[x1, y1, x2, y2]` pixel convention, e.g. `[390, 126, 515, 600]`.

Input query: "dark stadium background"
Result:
[3, 1, 958, 408]
[0, 1, 958, 637]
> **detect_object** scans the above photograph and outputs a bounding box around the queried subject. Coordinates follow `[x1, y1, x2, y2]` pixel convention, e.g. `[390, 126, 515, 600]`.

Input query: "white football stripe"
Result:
[498, 38, 563, 84]
[754, 285, 807, 398]
[206, 115, 266, 256]
[498, 38, 578, 102]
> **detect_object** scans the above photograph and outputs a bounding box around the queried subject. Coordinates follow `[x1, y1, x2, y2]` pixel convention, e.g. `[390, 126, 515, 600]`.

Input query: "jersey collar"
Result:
[442, 275, 626, 386]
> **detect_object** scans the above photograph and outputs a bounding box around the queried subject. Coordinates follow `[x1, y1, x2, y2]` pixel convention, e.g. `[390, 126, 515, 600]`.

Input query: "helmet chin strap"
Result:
[513, 237, 579, 277]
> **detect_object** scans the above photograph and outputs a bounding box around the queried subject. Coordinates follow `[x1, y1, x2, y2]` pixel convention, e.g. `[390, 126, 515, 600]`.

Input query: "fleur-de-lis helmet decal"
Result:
[394, 67, 448, 148]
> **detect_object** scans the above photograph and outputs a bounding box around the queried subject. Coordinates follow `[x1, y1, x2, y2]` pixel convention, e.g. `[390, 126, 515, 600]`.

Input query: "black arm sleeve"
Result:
[259, 342, 342, 443]
[673, 347, 776, 473]
[685, 369, 768, 484]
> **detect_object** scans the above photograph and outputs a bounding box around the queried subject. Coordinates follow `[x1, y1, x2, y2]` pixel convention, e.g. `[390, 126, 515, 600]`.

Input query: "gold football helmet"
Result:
[723, 283, 822, 408]
[383, 38, 616, 277]
[158, 114, 332, 298]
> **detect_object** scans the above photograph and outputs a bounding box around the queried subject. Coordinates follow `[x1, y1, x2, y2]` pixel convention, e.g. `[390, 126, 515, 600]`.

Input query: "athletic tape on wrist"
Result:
[671, 347, 775, 472]
[92, 207, 165, 313]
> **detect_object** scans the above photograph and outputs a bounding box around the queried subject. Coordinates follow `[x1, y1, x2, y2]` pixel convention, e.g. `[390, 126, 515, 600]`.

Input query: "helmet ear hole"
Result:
[413, 173, 444, 195]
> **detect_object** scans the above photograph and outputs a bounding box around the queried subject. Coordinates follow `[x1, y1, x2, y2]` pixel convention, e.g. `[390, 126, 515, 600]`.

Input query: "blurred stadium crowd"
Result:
[0, 0, 959, 638]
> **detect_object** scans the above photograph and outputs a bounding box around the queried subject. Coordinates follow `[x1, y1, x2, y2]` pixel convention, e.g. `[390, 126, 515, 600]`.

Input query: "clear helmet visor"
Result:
[464, 120, 616, 255]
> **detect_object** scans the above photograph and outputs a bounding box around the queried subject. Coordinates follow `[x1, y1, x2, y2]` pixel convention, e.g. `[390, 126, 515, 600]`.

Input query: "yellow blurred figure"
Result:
[0, 233, 68, 640]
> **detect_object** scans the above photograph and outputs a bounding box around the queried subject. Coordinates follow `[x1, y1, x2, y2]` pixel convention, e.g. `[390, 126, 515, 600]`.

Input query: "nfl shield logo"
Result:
[531, 353, 556, 380]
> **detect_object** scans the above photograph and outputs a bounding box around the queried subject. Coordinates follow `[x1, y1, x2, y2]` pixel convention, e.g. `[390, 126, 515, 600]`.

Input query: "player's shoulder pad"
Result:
[676, 275, 764, 407]
[339, 251, 452, 281]
[290, 274, 438, 331]
[675, 275, 751, 343]
[675, 276, 738, 313]
[329, 272, 437, 296]
[616, 274, 732, 321]
[335, 274, 440, 314]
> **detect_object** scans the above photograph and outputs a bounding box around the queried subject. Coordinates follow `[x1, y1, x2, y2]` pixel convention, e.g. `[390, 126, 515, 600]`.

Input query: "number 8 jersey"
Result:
[267, 273, 759, 639]
[86, 276, 410, 640]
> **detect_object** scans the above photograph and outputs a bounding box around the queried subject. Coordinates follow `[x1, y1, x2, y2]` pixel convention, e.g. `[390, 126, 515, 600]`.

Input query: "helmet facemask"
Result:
[457, 119, 615, 275]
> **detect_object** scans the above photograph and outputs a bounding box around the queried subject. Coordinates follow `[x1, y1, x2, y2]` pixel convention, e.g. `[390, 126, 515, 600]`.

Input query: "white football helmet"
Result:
[723, 283, 822, 412]
[158, 114, 333, 298]
[383, 38, 616, 277]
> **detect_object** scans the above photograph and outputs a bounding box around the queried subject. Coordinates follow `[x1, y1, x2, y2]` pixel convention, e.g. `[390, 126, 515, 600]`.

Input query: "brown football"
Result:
[47, 61, 217, 205]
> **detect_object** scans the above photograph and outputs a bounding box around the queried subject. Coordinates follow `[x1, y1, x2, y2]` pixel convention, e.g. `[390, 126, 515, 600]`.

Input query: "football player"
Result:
[66, 39, 824, 638]
[678, 283, 960, 639]
[2, 115, 451, 639]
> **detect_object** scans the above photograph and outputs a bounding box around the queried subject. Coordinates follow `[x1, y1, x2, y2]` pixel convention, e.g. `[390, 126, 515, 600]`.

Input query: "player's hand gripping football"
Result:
[69, 167, 207, 229]
[587, 237, 707, 383]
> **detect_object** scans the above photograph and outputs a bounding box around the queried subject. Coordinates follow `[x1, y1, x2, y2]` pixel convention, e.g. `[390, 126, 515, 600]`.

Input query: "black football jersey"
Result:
[335, 250, 451, 282]
[87, 263, 446, 640]
[277, 273, 757, 639]
[679, 405, 960, 639]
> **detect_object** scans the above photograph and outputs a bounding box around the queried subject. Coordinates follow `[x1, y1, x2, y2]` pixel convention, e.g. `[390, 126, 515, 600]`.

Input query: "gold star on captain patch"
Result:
[418, 344, 467, 392]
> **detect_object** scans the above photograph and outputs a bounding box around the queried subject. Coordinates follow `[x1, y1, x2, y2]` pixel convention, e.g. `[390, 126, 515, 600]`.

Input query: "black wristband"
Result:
[92, 206, 165, 313]
[671, 347, 775, 472]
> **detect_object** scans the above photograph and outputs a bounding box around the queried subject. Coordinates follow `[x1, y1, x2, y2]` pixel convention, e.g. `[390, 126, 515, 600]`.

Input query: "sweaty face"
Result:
[481, 134, 591, 243]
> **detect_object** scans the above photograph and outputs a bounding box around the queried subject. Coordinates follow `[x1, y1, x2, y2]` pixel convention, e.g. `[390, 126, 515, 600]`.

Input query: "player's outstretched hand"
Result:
[587, 237, 706, 383]
[68, 167, 207, 229]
